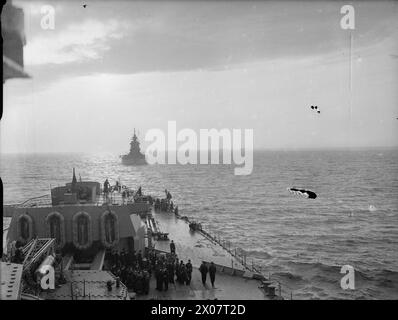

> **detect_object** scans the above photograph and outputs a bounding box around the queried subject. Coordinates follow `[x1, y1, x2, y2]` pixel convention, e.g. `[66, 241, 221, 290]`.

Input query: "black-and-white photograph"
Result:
[1, 0, 397, 304]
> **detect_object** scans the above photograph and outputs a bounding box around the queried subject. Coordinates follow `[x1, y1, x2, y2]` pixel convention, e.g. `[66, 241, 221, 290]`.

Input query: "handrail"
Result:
[18, 194, 50, 206]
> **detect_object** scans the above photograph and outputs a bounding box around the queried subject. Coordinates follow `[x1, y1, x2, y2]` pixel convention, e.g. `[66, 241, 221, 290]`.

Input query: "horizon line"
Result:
[1, 145, 398, 155]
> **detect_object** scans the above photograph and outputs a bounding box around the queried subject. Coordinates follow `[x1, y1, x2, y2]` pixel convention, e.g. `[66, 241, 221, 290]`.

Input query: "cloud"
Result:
[24, 19, 130, 65]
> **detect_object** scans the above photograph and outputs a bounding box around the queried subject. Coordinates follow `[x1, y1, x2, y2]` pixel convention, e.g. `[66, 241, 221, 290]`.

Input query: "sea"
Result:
[1, 149, 398, 299]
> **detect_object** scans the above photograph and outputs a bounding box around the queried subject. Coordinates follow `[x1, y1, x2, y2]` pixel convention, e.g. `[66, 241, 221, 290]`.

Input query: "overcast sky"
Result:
[1, 0, 398, 153]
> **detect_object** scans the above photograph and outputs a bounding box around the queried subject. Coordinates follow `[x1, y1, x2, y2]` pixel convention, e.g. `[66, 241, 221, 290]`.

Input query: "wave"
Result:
[273, 271, 305, 282]
[242, 249, 273, 260]
[368, 205, 378, 212]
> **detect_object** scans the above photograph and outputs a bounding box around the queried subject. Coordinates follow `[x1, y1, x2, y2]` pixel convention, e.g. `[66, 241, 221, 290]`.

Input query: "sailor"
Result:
[180, 263, 188, 285]
[121, 190, 126, 205]
[155, 266, 163, 291]
[186, 259, 193, 285]
[177, 260, 185, 284]
[137, 186, 142, 196]
[199, 261, 208, 286]
[209, 262, 217, 288]
[175, 260, 181, 283]
[103, 178, 110, 195]
[167, 261, 175, 284]
[170, 240, 176, 254]
[142, 270, 150, 294]
[162, 268, 169, 291]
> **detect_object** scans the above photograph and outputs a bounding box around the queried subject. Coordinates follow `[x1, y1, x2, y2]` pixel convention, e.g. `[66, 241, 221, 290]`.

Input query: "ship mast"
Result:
[129, 128, 141, 154]
[71, 168, 77, 192]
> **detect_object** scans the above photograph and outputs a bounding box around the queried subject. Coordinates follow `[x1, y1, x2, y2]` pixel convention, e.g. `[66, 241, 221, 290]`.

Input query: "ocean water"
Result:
[1, 149, 398, 299]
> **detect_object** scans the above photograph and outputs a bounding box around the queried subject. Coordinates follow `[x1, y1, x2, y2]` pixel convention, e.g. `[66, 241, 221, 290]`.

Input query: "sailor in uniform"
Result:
[170, 240, 176, 254]
[199, 261, 208, 286]
[209, 262, 217, 288]
[186, 259, 193, 285]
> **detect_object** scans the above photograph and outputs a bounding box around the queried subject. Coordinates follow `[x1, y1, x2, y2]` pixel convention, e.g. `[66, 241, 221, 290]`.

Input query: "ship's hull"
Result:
[121, 156, 147, 166]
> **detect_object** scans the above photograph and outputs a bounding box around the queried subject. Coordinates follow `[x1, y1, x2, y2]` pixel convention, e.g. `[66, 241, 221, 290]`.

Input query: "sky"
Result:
[1, 0, 398, 154]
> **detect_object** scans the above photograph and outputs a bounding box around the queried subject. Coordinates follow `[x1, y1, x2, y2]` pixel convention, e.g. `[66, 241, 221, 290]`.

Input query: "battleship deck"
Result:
[2, 191, 278, 300]
[150, 211, 275, 300]
[153, 211, 247, 271]
[136, 266, 268, 300]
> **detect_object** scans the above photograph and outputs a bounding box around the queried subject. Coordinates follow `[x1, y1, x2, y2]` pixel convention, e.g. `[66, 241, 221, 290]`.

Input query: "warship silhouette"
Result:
[121, 129, 147, 166]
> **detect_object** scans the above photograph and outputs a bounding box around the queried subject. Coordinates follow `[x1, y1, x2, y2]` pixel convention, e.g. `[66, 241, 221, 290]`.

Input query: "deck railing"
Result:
[171, 208, 286, 299]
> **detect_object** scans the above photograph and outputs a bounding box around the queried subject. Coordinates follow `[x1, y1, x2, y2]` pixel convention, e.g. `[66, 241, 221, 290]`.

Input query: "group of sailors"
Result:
[105, 244, 196, 295]
[103, 178, 124, 198]
[152, 189, 179, 213]
[102, 179, 181, 214]
[152, 251, 193, 292]
[107, 249, 150, 294]
[154, 198, 175, 212]
[199, 261, 217, 288]
[103, 178, 146, 203]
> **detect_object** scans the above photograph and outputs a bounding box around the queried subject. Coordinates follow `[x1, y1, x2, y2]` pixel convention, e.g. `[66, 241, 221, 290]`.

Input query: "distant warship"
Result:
[121, 129, 147, 165]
